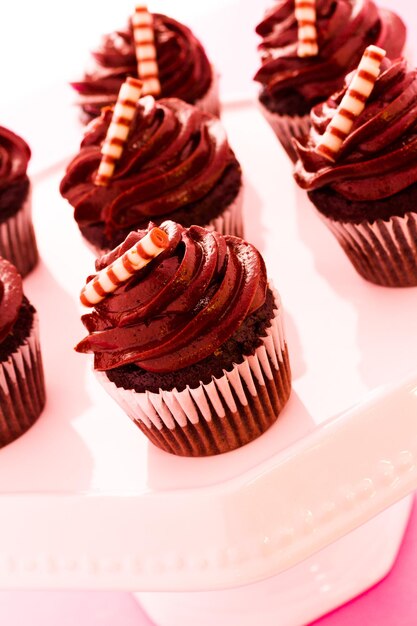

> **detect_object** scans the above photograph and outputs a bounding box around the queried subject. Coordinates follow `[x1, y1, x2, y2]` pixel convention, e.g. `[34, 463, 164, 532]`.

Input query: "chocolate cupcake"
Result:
[71, 9, 219, 122]
[75, 221, 291, 456]
[0, 257, 46, 447]
[294, 55, 417, 287]
[60, 96, 243, 254]
[0, 126, 38, 277]
[254, 0, 406, 162]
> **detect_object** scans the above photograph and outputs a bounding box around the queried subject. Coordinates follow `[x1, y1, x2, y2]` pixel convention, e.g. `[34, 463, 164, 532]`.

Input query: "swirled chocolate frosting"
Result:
[0, 257, 23, 344]
[72, 13, 213, 120]
[60, 97, 241, 247]
[294, 58, 417, 215]
[0, 126, 30, 220]
[76, 221, 268, 374]
[254, 0, 406, 115]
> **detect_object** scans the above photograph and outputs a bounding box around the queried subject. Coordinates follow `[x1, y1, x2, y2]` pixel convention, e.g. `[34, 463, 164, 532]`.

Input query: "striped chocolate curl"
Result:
[316, 45, 386, 161]
[132, 4, 161, 96]
[80, 227, 169, 306]
[94, 77, 143, 186]
[295, 0, 318, 57]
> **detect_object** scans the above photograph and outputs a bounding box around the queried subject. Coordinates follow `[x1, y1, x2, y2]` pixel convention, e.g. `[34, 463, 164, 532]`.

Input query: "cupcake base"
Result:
[258, 104, 311, 163]
[0, 313, 46, 448]
[81, 180, 244, 257]
[132, 349, 290, 456]
[96, 293, 291, 456]
[321, 211, 417, 287]
[0, 190, 38, 278]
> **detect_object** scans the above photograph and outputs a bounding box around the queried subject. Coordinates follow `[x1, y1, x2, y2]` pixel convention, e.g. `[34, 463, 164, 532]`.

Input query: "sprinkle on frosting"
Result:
[80, 226, 168, 306]
[295, 0, 318, 57]
[316, 45, 386, 161]
[132, 4, 161, 96]
[94, 77, 143, 186]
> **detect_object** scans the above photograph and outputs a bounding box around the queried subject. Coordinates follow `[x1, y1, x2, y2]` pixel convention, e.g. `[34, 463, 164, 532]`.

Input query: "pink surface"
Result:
[0, 497, 415, 625]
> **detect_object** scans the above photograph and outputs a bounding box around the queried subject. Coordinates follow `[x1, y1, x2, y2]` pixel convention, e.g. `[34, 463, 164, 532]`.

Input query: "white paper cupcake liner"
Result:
[195, 67, 221, 118]
[0, 188, 38, 278]
[259, 104, 311, 163]
[0, 313, 46, 448]
[321, 211, 417, 287]
[206, 183, 244, 239]
[96, 289, 291, 456]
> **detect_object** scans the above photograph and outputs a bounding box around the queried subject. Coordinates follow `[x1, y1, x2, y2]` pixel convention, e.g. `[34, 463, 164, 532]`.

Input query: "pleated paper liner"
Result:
[0, 314, 46, 448]
[321, 211, 417, 287]
[195, 67, 221, 118]
[258, 103, 312, 163]
[0, 189, 38, 278]
[207, 183, 244, 239]
[96, 291, 291, 456]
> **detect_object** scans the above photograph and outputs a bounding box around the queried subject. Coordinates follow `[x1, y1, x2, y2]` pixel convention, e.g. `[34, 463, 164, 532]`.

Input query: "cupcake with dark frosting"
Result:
[76, 221, 291, 456]
[0, 257, 46, 447]
[72, 11, 219, 122]
[254, 0, 406, 161]
[294, 56, 417, 287]
[0, 126, 38, 277]
[60, 96, 243, 254]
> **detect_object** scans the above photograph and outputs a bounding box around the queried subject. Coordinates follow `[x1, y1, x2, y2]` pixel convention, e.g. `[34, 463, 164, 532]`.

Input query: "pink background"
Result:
[0, 497, 415, 625]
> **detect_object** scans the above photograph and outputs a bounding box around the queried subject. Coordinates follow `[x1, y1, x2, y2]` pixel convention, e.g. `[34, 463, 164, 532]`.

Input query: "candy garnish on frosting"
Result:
[80, 226, 168, 306]
[132, 4, 161, 96]
[316, 45, 386, 161]
[295, 0, 318, 57]
[76, 222, 268, 373]
[94, 77, 143, 186]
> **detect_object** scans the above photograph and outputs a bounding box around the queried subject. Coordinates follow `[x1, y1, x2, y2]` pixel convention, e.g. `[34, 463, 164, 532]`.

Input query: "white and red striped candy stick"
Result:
[132, 4, 161, 96]
[80, 227, 169, 307]
[295, 0, 318, 57]
[94, 77, 142, 186]
[316, 45, 386, 161]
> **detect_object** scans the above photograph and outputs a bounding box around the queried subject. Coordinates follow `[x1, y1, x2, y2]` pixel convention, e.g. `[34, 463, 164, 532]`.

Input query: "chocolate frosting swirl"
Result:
[0, 257, 23, 343]
[60, 97, 239, 239]
[0, 126, 30, 217]
[294, 58, 417, 201]
[72, 13, 213, 119]
[254, 0, 406, 113]
[76, 221, 268, 374]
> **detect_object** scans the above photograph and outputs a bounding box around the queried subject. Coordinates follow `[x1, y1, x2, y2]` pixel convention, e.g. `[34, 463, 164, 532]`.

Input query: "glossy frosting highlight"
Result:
[72, 13, 212, 119]
[294, 58, 417, 201]
[254, 0, 406, 112]
[76, 221, 268, 374]
[60, 97, 239, 239]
